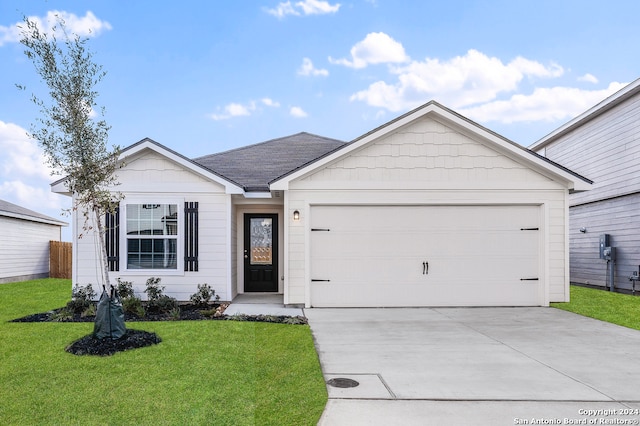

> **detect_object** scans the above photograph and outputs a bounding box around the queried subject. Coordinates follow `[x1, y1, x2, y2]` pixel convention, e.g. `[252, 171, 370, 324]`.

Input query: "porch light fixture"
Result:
[293, 210, 300, 221]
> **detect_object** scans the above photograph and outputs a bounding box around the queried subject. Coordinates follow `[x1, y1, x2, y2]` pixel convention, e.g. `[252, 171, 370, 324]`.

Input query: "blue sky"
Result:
[1, 0, 639, 240]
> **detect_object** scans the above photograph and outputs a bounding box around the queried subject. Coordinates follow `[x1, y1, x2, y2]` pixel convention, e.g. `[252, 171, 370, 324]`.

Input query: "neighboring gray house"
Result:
[0, 199, 68, 283]
[55, 101, 590, 307]
[530, 78, 640, 293]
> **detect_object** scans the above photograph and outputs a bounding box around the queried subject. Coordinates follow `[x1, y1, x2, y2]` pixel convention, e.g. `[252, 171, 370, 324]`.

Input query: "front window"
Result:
[126, 204, 178, 269]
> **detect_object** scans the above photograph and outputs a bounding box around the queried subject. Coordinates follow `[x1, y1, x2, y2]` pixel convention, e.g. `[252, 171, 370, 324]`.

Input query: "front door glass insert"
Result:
[250, 218, 272, 265]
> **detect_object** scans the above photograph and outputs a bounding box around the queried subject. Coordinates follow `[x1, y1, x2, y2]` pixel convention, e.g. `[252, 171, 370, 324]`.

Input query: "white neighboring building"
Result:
[530, 78, 640, 292]
[0, 199, 68, 283]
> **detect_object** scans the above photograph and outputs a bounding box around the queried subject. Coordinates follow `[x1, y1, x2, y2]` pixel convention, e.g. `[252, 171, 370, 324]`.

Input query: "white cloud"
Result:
[0, 121, 55, 180]
[0, 180, 65, 211]
[0, 10, 112, 46]
[265, 0, 340, 18]
[228, 103, 252, 117]
[0, 21, 20, 46]
[459, 82, 626, 124]
[345, 46, 625, 126]
[296, 0, 341, 15]
[578, 73, 599, 84]
[298, 57, 329, 76]
[350, 49, 565, 111]
[0, 121, 67, 215]
[210, 98, 280, 120]
[509, 56, 564, 78]
[290, 106, 308, 118]
[261, 98, 281, 107]
[329, 32, 409, 69]
[266, 2, 300, 18]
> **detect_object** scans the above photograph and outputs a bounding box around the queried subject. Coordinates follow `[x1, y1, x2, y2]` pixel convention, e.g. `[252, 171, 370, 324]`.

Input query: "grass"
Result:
[551, 284, 640, 331]
[0, 279, 327, 425]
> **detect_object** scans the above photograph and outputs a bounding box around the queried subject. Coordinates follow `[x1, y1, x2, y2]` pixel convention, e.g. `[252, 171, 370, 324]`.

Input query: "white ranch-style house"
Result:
[54, 101, 591, 307]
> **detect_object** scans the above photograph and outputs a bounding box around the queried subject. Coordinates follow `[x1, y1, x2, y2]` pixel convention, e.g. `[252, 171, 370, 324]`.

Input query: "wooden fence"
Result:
[50, 241, 72, 279]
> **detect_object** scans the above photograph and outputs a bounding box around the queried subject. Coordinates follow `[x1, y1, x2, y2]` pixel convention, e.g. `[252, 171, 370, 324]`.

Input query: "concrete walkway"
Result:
[305, 307, 640, 425]
[224, 293, 304, 317]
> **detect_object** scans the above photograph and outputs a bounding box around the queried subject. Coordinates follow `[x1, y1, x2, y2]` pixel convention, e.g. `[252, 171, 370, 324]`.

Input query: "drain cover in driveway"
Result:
[327, 378, 360, 388]
[324, 374, 395, 399]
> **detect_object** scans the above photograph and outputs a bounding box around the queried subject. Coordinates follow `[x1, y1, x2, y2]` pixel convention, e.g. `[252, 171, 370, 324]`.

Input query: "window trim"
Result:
[119, 198, 185, 275]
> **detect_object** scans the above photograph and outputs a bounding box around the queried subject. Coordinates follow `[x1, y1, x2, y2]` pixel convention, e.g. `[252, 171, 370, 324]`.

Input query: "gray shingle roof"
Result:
[0, 199, 67, 226]
[193, 132, 346, 191]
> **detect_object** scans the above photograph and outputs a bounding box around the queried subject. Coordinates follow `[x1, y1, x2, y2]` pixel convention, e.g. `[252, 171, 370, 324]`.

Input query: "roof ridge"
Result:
[193, 132, 345, 161]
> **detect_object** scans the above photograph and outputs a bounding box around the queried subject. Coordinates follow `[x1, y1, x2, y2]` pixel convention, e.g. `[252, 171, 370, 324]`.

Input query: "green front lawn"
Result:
[551, 285, 640, 331]
[0, 279, 327, 425]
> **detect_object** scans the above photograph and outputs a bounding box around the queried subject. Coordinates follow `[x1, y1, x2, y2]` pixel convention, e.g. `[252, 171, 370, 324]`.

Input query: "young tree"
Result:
[18, 14, 122, 291]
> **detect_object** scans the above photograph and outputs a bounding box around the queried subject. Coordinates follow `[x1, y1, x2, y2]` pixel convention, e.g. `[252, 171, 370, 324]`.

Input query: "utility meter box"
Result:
[603, 246, 616, 261]
[599, 234, 610, 259]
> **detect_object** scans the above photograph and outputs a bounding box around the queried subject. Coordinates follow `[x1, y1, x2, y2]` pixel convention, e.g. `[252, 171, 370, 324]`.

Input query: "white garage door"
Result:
[310, 205, 542, 307]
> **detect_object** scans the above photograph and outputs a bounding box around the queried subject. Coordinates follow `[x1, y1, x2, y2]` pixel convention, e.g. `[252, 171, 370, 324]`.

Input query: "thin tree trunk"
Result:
[93, 205, 112, 290]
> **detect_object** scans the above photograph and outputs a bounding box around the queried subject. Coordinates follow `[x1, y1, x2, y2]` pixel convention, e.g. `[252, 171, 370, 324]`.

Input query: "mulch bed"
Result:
[11, 303, 307, 357]
[66, 330, 162, 356]
[11, 303, 227, 323]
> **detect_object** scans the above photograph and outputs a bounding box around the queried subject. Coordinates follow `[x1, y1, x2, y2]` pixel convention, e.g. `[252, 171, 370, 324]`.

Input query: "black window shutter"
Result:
[105, 207, 120, 272]
[184, 202, 199, 271]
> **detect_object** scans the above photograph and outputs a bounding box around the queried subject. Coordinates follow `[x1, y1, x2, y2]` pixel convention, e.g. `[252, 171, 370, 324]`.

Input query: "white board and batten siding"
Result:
[73, 149, 232, 301]
[532, 88, 640, 291]
[0, 215, 63, 283]
[283, 115, 571, 307]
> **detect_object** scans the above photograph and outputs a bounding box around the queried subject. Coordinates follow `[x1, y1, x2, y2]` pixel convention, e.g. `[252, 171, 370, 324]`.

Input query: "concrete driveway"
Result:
[305, 307, 640, 425]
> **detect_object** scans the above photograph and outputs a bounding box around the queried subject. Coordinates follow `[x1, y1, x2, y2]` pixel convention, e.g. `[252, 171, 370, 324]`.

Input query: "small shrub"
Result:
[122, 296, 145, 317]
[199, 308, 217, 318]
[72, 283, 97, 301]
[168, 307, 181, 320]
[118, 278, 144, 316]
[116, 278, 136, 299]
[152, 295, 178, 313]
[228, 314, 250, 322]
[81, 304, 96, 318]
[257, 315, 281, 323]
[144, 278, 178, 314]
[52, 308, 73, 322]
[67, 283, 97, 314]
[144, 277, 164, 301]
[282, 316, 308, 325]
[189, 283, 218, 306]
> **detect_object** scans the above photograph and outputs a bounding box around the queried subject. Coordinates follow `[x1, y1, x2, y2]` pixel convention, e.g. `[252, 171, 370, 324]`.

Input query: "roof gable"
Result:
[123, 138, 245, 193]
[271, 101, 592, 192]
[295, 115, 559, 189]
[51, 138, 245, 195]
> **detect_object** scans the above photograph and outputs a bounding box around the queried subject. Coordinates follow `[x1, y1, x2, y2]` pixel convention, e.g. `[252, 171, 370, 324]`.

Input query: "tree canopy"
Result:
[19, 14, 121, 216]
[19, 14, 122, 288]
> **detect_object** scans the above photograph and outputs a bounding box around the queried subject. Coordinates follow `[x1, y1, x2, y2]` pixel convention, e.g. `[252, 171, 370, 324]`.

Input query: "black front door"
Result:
[244, 214, 278, 292]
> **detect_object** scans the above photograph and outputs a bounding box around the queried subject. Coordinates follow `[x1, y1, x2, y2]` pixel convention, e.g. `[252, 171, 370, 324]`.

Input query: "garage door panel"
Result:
[314, 255, 536, 284]
[310, 205, 542, 307]
[311, 281, 541, 307]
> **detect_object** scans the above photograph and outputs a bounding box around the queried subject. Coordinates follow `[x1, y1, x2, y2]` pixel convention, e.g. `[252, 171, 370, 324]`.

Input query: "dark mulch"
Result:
[10, 303, 308, 357]
[11, 303, 308, 325]
[11, 303, 225, 323]
[66, 329, 162, 356]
